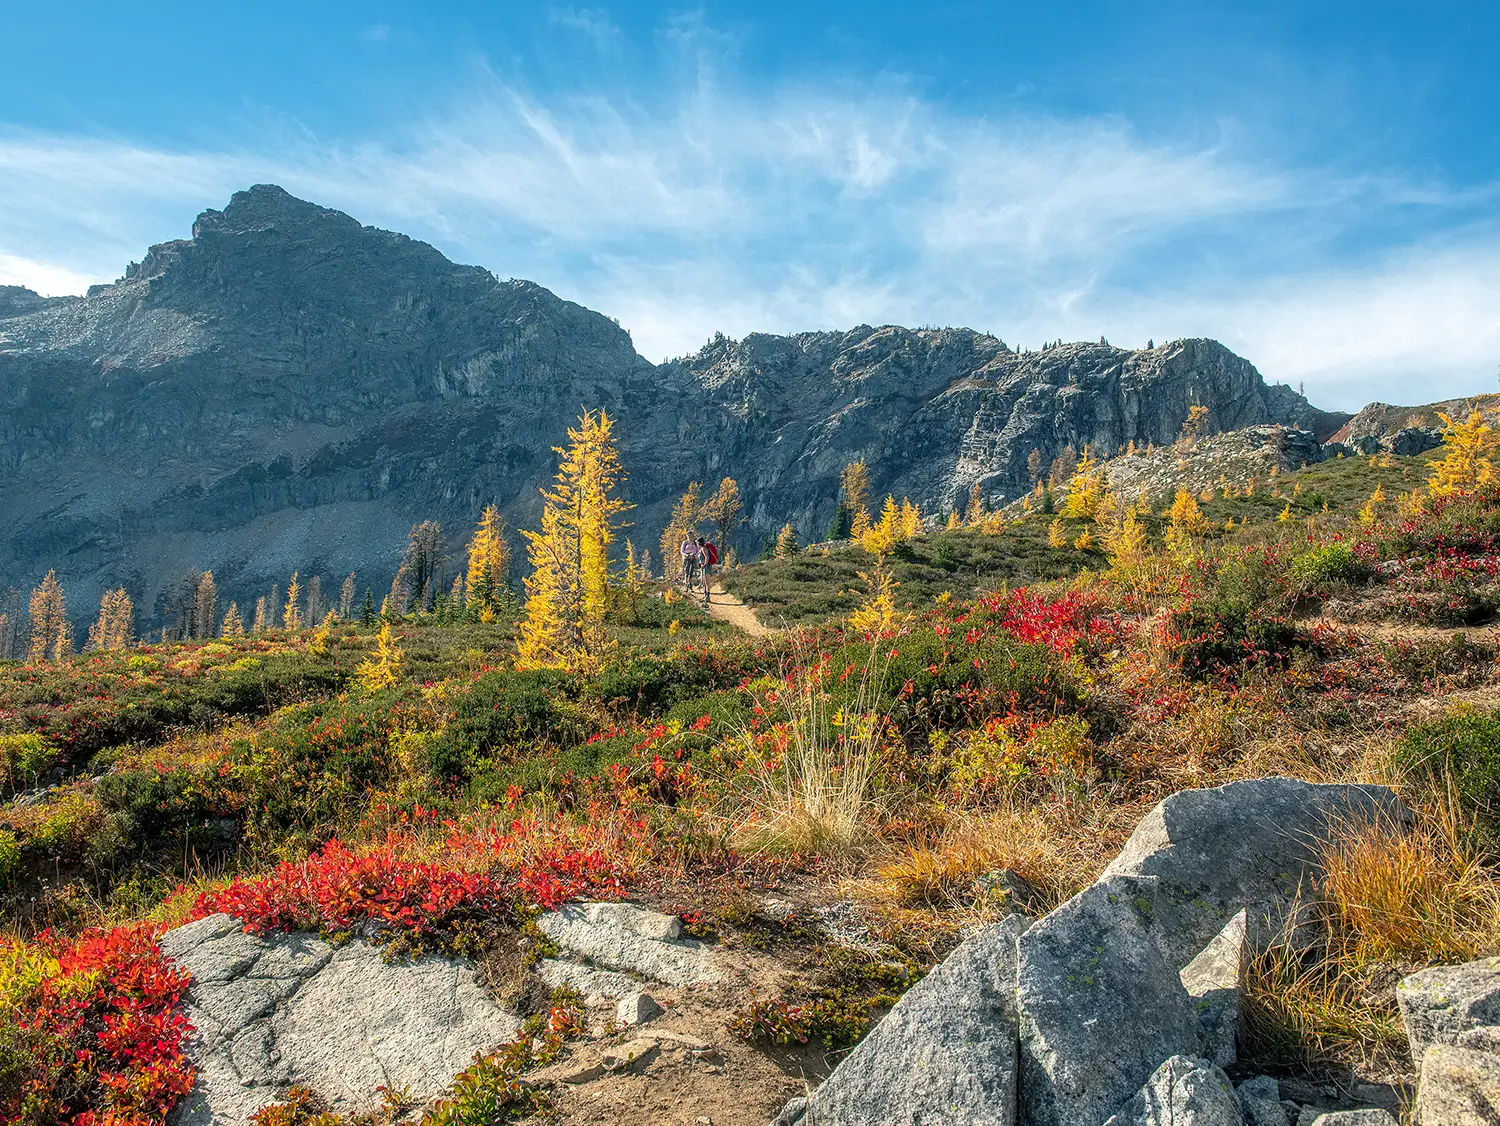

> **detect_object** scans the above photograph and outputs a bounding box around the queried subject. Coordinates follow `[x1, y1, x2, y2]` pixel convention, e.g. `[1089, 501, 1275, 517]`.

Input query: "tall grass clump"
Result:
[731, 641, 889, 860]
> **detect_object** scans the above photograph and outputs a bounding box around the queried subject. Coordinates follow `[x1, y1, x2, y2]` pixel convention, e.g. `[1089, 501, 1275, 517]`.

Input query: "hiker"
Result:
[680, 534, 702, 587]
[697, 536, 719, 601]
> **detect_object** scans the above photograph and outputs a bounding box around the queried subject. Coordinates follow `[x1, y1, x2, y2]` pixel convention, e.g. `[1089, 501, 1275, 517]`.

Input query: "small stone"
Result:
[600, 1038, 659, 1073]
[1306, 1112, 1399, 1126]
[1180, 909, 1247, 1067]
[615, 992, 664, 1026]
[1237, 1076, 1281, 1103]
[1241, 1095, 1291, 1126]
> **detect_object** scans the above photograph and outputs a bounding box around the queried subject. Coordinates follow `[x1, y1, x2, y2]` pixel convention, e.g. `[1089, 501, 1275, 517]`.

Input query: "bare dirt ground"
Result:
[704, 585, 777, 637]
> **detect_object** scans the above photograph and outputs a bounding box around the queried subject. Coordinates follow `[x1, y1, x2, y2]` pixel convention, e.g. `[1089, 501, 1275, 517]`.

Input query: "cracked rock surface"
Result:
[161, 913, 519, 1126]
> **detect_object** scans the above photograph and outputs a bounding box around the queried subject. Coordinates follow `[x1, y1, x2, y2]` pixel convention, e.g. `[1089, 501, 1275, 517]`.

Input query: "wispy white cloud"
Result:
[546, 7, 622, 48]
[0, 53, 1495, 411]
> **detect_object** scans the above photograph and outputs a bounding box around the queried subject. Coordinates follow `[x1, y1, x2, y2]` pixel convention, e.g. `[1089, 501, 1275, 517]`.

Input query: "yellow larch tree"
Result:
[703, 477, 744, 545]
[849, 558, 910, 636]
[221, 603, 245, 638]
[1168, 488, 1208, 533]
[1358, 485, 1388, 529]
[283, 573, 303, 632]
[27, 571, 69, 663]
[860, 495, 903, 555]
[87, 589, 134, 651]
[1047, 517, 1069, 548]
[1108, 508, 1149, 574]
[1428, 410, 1499, 497]
[659, 482, 703, 572]
[840, 460, 873, 537]
[356, 622, 404, 692]
[516, 409, 632, 673]
[964, 483, 985, 528]
[899, 498, 922, 539]
[1060, 448, 1106, 519]
[464, 505, 512, 622]
[775, 523, 800, 558]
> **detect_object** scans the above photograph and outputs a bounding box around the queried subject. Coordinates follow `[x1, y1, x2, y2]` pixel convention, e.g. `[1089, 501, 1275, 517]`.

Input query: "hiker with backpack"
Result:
[697, 536, 720, 603]
[680, 533, 703, 588]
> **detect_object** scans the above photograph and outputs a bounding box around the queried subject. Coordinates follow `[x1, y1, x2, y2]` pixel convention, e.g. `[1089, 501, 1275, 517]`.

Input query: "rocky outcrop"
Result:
[1331, 395, 1500, 450]
[774, 915, 1028, 1126]
[1399, 958, 1500, 1125]
[0, 185, 1340, 630]
[773, 778, 1406, 1126]
[159, 913, 520, 1126]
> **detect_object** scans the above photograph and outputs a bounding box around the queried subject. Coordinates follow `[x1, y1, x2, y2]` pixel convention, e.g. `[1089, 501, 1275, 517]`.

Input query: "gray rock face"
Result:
[534, 901, 718, 987]
[775, 916, 1027, 1126]
[1017, 876, 1206, 1126]
[0, 184, 1340, 630]
[1020, 779, 1402, 1126]
[1398, 957, 1500, 1059]
[1180, 910, 1247, 1068]
[1413, 1044, 1500, 1125]
[1101, 1055, 1243, 1126]
[1102, 778, 1406, 960]
[160, 913, 519, 1126]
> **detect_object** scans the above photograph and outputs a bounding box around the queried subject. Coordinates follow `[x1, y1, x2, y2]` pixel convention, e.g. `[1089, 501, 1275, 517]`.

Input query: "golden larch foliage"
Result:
[283, 573, 302, 632]
[356, 622, 404, 692]
[1428, 410, 1499, 498]
[27, 571, 69, 663]
[221, 603, 245, 638]
[659, 482, 703, 573]
[516, 409, 632, 673]
[1168, 488, 1207, 533]
[841, 460, 873, 537]
[465, 504, 512, 622]
[1047, 517, 1068, 548]
[87, 589, 134, 651]
[775, 523, 800, 558]
[1060, 448, 1105, 519]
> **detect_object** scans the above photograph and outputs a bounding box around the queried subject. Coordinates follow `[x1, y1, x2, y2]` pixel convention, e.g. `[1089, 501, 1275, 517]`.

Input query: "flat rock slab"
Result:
[536, 901, 719, 987]
[1018, 875, 1204, 1126]
[1414, 1044, 1500, 1126]
[775, 916, 1027, 1126]
[161, 913, 519, 1126]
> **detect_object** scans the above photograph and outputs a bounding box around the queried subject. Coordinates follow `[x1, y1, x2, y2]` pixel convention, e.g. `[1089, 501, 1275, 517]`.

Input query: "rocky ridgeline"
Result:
[157, 779, 1500, 1126]
[1095, 422, 1443, 503]
[0, 184, 1342, 626]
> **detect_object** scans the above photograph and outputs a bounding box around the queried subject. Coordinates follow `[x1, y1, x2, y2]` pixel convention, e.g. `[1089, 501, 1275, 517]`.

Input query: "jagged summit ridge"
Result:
[0, 185, 1342, 626]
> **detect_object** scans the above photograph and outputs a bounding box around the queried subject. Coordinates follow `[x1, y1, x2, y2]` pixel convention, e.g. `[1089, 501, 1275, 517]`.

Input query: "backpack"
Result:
[704, 542, 720, 565]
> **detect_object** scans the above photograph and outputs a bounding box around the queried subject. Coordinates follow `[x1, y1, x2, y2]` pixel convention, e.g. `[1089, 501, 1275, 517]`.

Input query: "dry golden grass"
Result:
[1244, 789, 1500, 1075]
[874, 798, 1141, 914]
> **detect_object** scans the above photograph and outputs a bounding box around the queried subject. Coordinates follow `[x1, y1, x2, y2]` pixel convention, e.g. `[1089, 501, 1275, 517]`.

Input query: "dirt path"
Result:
[702, 585, 776, 637]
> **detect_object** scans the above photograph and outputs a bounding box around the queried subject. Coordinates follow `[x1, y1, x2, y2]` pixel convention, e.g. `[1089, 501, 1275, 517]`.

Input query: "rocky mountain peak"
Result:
[0, 184, 1351, 629]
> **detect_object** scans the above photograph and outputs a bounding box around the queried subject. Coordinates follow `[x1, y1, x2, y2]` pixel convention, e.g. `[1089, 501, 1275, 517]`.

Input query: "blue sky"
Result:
[2, 2, 1498, 409]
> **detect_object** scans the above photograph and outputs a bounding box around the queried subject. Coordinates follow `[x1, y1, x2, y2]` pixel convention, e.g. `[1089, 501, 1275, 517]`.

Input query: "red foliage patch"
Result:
[1, 925, 195, 1126]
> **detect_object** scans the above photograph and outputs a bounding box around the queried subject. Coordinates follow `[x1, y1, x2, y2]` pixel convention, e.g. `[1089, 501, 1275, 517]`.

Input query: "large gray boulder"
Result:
[1102, 778, 1405, 963]
[1021, 779, 1402, 1126]
[161, 913, 519, 1126]
[1018, 876, 1206, 1126]
[1101, 1054, 1243, 1126]
[1397, 957, 1500, 1059]
[774, 916, 1027, 1126]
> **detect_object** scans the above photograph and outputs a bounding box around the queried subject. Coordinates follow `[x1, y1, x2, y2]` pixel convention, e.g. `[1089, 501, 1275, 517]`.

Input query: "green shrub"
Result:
[593, 656, 713, 715]
[0, 734, 55, 788]
[1396, 710, 1500, 838]
[1290, 542, 1369, 588]
[0, 830, 18, 882]
[424, 670, 581, 782]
